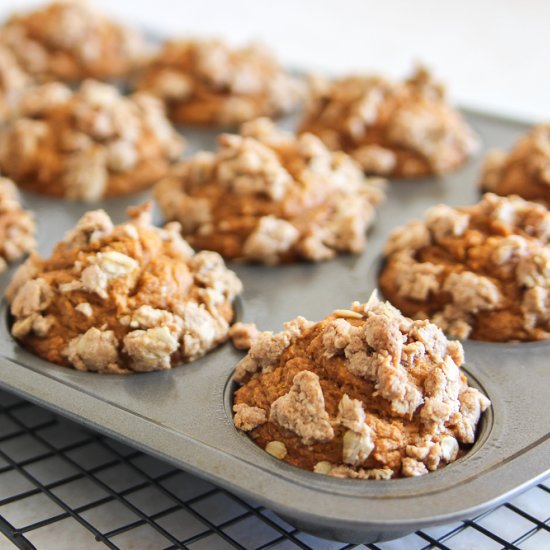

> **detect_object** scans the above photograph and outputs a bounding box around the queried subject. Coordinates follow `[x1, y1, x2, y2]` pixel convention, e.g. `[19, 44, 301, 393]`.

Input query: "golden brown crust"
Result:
[379, 193, 550, 342]
[5, 204, 243, 373]
[0, 1, 149, 82]
[0, 177, 36, 273]
[135, 39, 303, 126]
[298, 67, 478, 178]
[155, 118, 384, 264]
[0, 80, 184, 201]
[233, 295, 490, 478]
[479, 124, 550, 206]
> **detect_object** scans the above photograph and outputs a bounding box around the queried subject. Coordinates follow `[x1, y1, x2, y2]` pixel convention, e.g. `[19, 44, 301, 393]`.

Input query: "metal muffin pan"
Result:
[0, 110, 549, 544]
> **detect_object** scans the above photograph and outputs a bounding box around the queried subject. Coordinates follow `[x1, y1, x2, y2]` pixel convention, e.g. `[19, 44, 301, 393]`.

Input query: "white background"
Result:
[0, 0, 548, 123]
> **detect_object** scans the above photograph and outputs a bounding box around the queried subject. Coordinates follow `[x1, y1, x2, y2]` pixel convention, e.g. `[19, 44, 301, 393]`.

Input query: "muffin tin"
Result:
[0, 110, 549, 544]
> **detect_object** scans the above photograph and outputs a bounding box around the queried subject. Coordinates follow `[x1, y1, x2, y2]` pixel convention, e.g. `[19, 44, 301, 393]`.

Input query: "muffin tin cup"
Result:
[0, 111, 548, 544]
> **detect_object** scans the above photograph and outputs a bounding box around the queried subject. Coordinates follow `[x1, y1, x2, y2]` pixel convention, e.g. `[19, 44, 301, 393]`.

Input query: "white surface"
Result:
[0, 0, 548, 123]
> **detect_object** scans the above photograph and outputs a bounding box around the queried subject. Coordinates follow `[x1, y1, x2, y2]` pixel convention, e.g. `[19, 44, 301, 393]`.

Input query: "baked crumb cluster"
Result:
[155, 118, 385, 264]
[299, 67, 478, 177]
[379, 193, 550, 342]
[480, 123, 550, 206]
[136, 39, 303, 126]
[0, 44, 31, 121]
[232, 294, 490, 479]
[0, 1, 148, 82]
[6, 204, 242, 373]
[0, 177, 36, 273]
[0, 80, 184, 201]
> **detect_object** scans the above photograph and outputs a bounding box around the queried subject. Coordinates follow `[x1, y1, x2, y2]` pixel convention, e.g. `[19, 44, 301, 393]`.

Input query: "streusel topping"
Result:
[379, 193, 550, 341]
[0, 177, 36, 274]
[0, 80, 184, 200]
[480, 123, 550, 205]
[155, 118, 384, 264]
[299, 66, 478, 177]
[233, 293, 490, 478]
[0, 1, 148, 82]
[6, 204, 242, 373]
[135, 39, 303, 126]
[0, 44, 32, 121]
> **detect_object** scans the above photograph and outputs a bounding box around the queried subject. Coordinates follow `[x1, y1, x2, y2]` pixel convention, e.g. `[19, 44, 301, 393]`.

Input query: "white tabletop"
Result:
[1, 0, 548, 123]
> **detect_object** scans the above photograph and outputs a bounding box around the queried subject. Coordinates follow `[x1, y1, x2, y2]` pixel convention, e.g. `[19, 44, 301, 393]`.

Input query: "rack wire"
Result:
[0, 389, 548, 550]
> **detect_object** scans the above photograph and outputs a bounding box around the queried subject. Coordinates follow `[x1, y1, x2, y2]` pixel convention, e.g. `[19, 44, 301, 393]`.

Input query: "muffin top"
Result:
[379, 193, 550, 342]
[0, 80, 184, 201]
[155, 118, 384, 264]
[0, 177, 36, 273]
[135, 39, 303, 126]
[6, 203, 243, 373]
[298, 66, 478, 177]
[0, 1, 148, 82]
[480, 123, 550, 206]
[233, 294, 490, 479]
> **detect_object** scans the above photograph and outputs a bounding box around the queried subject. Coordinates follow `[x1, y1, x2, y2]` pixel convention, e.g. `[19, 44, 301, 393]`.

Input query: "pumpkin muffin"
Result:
[6, 203, 243, 373]
[135, 38, 303, 126]
[480, 123, 550, 206]
[232, 293, 490, 479]
[298, 66, 478, 177]
[379, 193, 550, 342]
[155, 118, 385, 264]
[0, 80, 184, 201]
[0, 1, 148, 82]
[0, 177, 36, 274]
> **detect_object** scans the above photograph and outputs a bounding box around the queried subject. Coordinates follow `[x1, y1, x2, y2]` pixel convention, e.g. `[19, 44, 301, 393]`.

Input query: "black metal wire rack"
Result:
[0, 389, 548, 550]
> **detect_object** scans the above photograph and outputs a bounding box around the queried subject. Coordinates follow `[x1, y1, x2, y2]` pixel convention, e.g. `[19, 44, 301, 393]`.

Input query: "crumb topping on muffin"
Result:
[0, 44, 32, 121]
[299, 66, 478, 177]
[480, 123, 550, 205]
[0, 1, 149, 82]
[0, 177, 36, 274]
[6, 204, 242, 373]
[155, 118, 384, 264]
[380, 193, 550, 341]
[0, 80, 184, 200]
[135, 39, 303, 126]
[233, 293, 490, 478]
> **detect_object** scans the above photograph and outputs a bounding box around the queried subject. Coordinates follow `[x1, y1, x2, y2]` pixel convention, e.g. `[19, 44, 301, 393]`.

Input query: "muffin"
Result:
[0, 44, 32, 122]
[155, 118, 385, 264]
[298, 66, 478, 177]
[232, 293, 490, 479]
[0, 80, 184, 201]
[135, 39, 303, 126]
[0, 1, 148, 82]
[0, 177, 36, 274]
[379, 193, 550, 342]
[6, 203, 243, 373]
[480, 123, 550, 206]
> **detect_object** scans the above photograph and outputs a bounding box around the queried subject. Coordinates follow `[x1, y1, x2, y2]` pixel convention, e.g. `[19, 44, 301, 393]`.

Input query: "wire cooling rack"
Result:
[0, 389, 548, 550]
